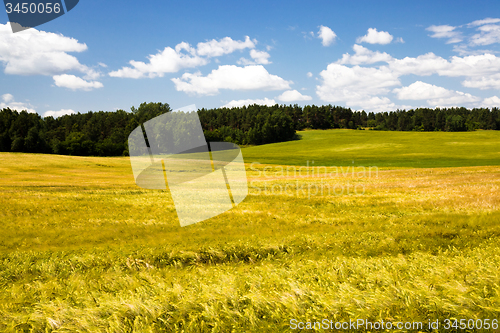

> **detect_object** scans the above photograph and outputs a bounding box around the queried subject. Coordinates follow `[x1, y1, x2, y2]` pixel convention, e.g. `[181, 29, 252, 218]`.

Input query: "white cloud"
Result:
[426, 25, 462, 43]
[470, 23, 500, 46]
[389, 52, 451, 76]
[394, 81, 455, 100]
[356, 28, 393, 45]
[452, 44, 497, 56]
[317, 63, 400, 104]
[482, 96, 500, 107]
[352, 96, 397, 113]
[0, 23, 89, 76]
[389, 53, 500, 79]
[53, 74, 103, 91]
[462, 73, 500, 90]
[238, 49, 271, 65]
[82, 68, 102, 81]
[428, 93, 481, 107]
[0, 93, 36, 113]
[2, 93, 13, 103]
[468, 18, 500, 27]
[440, 54, 500, 77]
[249, 49, 271, 64]
[222, 98, 276, 108]
[337, 44, 392, 65]
[316, 63, 401, 112]
[307, 72, 313, 78]
[277, 90, 312, 102]
[393, 81, 480, 107]
[172, 65, 292, 96]
[196, 36, 255, 57]
[313, 18, 500, 111]
[109, 44, 207, 79]
[110, 36, 257, 79]
[43, 109, 75, 118]
[317, 25, 337, 46]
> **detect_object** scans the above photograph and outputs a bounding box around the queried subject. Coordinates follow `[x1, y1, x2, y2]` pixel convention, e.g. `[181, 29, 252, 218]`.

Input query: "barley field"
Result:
[0, 130, 499, 332]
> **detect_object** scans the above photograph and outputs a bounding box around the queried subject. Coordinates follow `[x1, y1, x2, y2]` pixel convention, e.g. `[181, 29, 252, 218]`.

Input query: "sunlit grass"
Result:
[241, 129, 500, 167]
[0, 148, 499, 332]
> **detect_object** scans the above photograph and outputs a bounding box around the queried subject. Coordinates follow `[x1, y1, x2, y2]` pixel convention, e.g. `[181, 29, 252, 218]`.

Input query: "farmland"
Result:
[0, 130, 499, 332]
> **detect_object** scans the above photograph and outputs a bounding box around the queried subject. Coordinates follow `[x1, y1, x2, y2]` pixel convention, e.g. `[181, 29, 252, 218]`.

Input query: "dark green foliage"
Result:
[0, 103, 498, 156]
[197, 104, 296, 145]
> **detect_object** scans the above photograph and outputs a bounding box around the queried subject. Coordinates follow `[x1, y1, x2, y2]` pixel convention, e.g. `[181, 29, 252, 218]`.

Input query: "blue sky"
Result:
[1, 0, 500, 117]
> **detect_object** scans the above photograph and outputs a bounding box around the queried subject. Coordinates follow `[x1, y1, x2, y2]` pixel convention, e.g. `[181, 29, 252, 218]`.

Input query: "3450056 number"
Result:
[443, 318, 498, 330]
[5, 2, 61, 14]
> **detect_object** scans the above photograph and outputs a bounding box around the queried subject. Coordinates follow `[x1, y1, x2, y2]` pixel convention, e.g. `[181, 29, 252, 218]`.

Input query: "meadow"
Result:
[0, 130, 499, 332]
[242, 129, 500, 167]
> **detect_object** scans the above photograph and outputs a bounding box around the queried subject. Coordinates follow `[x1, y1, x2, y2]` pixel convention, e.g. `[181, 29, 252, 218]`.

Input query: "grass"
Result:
[0, 129, 499, 332]
[241, 129, 500, 167]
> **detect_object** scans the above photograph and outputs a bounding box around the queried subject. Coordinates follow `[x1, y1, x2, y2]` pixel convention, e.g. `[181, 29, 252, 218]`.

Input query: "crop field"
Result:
[242, 129, 500, 168]
[0, 130, 499, 332]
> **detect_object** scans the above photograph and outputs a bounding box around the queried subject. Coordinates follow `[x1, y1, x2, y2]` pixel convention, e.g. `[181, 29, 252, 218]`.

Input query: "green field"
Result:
[0, 130, 499, 332]
[242, 129, 500, 167]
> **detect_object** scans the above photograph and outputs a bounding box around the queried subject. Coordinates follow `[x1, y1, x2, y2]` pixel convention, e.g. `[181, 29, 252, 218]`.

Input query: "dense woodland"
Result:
[0, 102, 498, 156]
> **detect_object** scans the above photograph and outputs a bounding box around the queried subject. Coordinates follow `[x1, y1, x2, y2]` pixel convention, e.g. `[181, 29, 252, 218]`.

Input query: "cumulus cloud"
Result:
[238, 49, 271, 65]
[43, 109, 75, 118]
[110, 36, 257, 78]
[482, 95, 500, 107]
[356, 28, 393, 45]
[53, 74, 103, 91]
[315, 18, 500, 111]
[426, 25, 462, 43]
[388, 52, 500, 79]
[317, 25, 337, 46]
[439, 54, 500, 77]
[0, 93, 36, 113]
[276, 90, 312, 102]
[249, 49, 271, 64]
[394, 81, 451, 100]
[470, 23, 500, 46]
[196, 36, 255, 57]
[0, 23, 90, 76]
[428, 94, 481, 107]
[317, 63, 400, 104]
[389, 53, 449, 76]
[316, 52, 500, 111]
[337, 44, 392, 65]
[222, 98, 276, 108]
[172, 65, 291, 96]
[393, 81, 480, 107]
[462, 73, 500, 90]
[307, 72, 313, 78]
[353, 96, 397, 113]
[109, 44, 207, 79]
[2, 93, 13, 103]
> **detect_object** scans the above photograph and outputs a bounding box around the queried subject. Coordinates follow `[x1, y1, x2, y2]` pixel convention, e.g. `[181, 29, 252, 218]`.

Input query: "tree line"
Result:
[0, 103, 498, 156]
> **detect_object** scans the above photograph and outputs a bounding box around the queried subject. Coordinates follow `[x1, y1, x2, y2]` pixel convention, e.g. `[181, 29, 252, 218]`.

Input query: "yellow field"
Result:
[0, 152, 499, 332]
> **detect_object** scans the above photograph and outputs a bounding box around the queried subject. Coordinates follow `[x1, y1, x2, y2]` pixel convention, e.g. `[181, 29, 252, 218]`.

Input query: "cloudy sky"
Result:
[1, 0, 500, 117]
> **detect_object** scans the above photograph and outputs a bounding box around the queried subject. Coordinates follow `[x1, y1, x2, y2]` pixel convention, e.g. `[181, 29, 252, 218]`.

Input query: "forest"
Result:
[0, 102, 498, 156]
